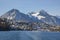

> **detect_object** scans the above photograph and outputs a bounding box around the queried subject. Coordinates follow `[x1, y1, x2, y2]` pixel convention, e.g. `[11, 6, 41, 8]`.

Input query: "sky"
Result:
[0, 0, 60, 16]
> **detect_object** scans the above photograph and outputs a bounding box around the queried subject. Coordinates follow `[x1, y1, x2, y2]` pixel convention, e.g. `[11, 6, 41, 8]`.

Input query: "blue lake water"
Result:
[0, 31, 60, 40]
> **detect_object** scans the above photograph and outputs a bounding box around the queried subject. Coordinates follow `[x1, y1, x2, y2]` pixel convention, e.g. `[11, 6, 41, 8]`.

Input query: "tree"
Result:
[0, 18, 10, 31]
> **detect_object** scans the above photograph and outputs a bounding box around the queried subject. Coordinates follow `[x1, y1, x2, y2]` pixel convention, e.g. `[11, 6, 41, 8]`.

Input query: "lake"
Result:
[0, 31, 60, 40]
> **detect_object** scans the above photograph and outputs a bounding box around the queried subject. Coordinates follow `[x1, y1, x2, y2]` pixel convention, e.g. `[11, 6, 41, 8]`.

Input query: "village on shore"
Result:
[0, 18, 60, 32]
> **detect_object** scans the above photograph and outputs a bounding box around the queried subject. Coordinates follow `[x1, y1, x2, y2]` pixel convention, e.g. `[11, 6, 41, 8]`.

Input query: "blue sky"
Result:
[0, 0, 60, 16]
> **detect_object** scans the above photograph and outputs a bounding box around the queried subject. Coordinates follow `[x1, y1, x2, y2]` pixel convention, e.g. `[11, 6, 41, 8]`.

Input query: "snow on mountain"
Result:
[1, 9, 32, 22]
[29, 10, 60, 26]
[31, 12, 45, 20]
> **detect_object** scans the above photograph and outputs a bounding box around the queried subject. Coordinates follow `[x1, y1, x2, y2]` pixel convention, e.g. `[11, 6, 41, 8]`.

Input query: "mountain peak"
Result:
[39, 9, 47, 14]
[40, 9, 46, 12]
[7, 9, 20, 14]
[11, 9, 19, 11]
[38, 9, 49, 16]
[1, 9, 21, 20]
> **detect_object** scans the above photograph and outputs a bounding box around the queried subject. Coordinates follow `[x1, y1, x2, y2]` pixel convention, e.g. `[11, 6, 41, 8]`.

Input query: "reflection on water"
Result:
[0, 31, 60, 40]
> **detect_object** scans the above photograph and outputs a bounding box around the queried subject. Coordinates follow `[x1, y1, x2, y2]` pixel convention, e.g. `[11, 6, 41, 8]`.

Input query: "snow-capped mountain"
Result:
[1, 9, 60, 26]
[29, 10, 60, 26]
[1, 9, 32, 22]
